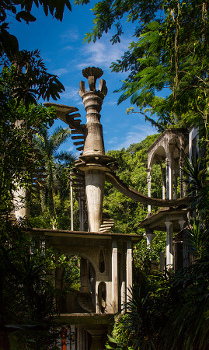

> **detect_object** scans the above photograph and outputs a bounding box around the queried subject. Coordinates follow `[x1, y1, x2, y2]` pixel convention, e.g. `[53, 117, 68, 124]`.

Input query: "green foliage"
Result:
[0, 66, 57, 216]
[2, 52, 65, 107]
[133, 231, 166, 271]
[107, 256, 209, 350]
[104, 134, 163, 234]
[0, 217, 60, 349]
[82, 0, 209, 132]
[0, 0, 71, 62]
[63, 255, 81, 291]
[105, 148, 209, 350]
[31, 126, 75, 228]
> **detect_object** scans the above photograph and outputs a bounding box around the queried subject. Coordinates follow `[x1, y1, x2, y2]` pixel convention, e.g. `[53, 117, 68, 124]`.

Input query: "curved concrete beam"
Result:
[105, 171, 190, 207]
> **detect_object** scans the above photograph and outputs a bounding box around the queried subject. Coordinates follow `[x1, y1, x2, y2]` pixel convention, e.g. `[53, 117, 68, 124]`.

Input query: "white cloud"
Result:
[105, 100, 117, 106]
[60, 28, 79, 43]
[62, 45, 74, 51]
[76, 35, 132, 70]
[51, 68, 69, 77]
[106, 136, 118, 145]
[61, 86, 80, 102]
[114, 124, 157, 150]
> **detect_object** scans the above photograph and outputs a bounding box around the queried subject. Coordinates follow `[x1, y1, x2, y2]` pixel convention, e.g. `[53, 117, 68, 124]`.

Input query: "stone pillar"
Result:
[126, 240, 132, 305]
[168, 153, 173, 199]
[71, 325, 76, 350]
[79, 198, 85, 231]
[165, 158, 170, 199]
[120, 249, 126, 313]
[112, 240, 118, 313]
[13, 185, 29, 221]
[13, 121, 30, 221]
[165, 221, 173, 268]
[162, 168, 166, 200]
[147, 169, 152, 215]
[95, 281, 100, 313]
[121, 279, 126, 313]
[179, 145, 184, 198]
[85, 170, 105, 232]
[77, 327, 86, 350]
[70, 175, 74, 231]
[174, 170, 178, 199]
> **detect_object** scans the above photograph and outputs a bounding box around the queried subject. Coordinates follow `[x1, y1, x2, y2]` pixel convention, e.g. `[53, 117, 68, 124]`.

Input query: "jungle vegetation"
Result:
[1, 0, 209, 349]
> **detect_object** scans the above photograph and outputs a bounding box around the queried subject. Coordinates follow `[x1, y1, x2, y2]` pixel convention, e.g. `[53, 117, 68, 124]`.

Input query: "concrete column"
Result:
[179, 146, 184, 198]
[112, 240, 118, 313]
[168, 153, 173, 199]
[174, 171, 178, 199]
[120, 249, 126, 312]
[13, 185, 29, 221]
[77, 327, 86, 350]
[126, 240, 132, 305]
[165, 221, 173, 268]
[71, 325, 76, 350]
[95, 281, 100, 313]
[70, 177, 74, 231]
[85, 170, 105, 232]
[79, 198, 85, 231]
[121, 280, 126, 313]
[147, 169, 152, 215]
[162, 168, 166, 200]
[165, 158, 169, 199]
[105, 281, 112, 313]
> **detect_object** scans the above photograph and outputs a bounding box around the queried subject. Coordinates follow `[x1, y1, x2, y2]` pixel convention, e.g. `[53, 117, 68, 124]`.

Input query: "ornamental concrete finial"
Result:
[82, 67, 103, 91]
[79, 66, 107, 99]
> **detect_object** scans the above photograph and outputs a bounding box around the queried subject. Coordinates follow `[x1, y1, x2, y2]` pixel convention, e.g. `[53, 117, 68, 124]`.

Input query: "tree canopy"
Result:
[78, 0, 209, 132]
[0, 0, 71, 61]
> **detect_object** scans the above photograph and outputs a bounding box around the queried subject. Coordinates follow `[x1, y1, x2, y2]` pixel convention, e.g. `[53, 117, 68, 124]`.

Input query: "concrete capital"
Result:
[178, 219, 185, 230]
[165, 221, 172, 230]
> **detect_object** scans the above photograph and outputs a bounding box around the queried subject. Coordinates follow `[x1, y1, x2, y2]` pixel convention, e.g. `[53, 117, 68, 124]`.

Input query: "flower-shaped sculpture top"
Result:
[82, 67, 103, 91]
[79, 67, 107, 98]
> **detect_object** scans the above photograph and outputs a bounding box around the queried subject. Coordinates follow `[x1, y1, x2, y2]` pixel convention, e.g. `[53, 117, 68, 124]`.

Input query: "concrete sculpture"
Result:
[24, 67, 191, 349]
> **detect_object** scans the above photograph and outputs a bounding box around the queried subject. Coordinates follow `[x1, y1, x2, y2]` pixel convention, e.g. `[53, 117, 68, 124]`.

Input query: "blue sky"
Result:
[10, 2, 158, 155]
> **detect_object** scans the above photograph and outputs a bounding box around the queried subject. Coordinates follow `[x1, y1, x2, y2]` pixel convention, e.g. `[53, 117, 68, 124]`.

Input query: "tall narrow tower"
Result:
[76, 67, 113, 232]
